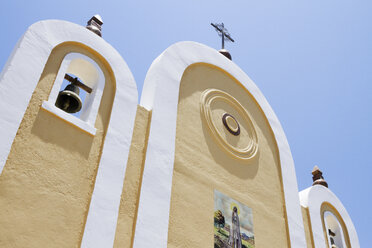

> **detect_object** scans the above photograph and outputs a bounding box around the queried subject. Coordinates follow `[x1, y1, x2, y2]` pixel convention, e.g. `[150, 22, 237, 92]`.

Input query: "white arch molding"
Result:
[0, 20, 138, 247]
[134, 41, 307, 247]
[299, 185, 360, 247]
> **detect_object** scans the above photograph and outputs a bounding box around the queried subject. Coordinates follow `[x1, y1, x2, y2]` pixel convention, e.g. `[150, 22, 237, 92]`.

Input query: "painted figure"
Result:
[229, 206, 242, 248]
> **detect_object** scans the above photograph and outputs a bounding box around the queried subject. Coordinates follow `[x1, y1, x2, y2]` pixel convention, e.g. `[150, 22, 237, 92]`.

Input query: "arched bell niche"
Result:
[321, 203, 351, 248]
[324, 211, 347, 248]
[42, 53, 105, 135]
[299, 185, 359, 248]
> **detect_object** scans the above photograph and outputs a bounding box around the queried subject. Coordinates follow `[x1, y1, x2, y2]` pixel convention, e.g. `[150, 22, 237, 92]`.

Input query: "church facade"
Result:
[0, 17, 359, 248]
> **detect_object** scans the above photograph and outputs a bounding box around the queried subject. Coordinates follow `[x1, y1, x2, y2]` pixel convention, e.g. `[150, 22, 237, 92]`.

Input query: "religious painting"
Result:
[214, 190, 255, 248]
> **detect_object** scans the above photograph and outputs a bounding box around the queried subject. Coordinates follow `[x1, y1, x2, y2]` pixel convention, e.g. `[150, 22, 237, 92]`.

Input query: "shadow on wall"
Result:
[201, 116, 260, 180]
[32, 109, 94, 159]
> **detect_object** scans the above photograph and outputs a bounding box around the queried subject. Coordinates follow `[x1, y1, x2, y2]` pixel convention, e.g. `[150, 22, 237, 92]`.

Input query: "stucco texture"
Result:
[113, 106, 151, 248]
[301, 206, 315, 248]
[167, 63, 289, 247]
[0, 43, 115, 247]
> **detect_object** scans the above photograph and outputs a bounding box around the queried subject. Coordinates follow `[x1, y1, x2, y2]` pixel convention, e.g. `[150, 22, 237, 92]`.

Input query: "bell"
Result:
[55, 83, 83, 113]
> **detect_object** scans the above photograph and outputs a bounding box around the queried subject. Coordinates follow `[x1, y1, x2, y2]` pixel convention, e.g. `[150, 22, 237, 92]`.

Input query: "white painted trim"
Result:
[299, 185, 360, 247]
[0, 20, 138, 247]
[41, 101, 96, 135]
[134, 41, 307, 247]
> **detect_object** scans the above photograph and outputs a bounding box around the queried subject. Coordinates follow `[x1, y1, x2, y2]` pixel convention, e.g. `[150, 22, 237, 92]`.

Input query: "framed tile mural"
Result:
[214, 190, 255, 248]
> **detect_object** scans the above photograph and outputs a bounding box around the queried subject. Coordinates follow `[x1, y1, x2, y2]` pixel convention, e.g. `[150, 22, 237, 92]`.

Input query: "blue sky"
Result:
[1, 0, 371, 246]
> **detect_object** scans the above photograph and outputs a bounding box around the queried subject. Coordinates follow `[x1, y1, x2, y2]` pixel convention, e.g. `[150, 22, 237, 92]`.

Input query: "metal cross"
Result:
[211, 23, 235, 49]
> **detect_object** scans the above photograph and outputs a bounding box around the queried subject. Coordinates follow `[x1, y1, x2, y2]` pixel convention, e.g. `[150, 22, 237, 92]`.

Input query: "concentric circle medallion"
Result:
[200, 89, 258, 160]
[222, 113, 240, 136]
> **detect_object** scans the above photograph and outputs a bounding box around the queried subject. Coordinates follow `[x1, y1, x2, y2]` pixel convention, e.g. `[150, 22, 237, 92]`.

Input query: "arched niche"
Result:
[42, 52, 105, 135]
[322, 203, 350, 248]
[299, 185, 359, 248]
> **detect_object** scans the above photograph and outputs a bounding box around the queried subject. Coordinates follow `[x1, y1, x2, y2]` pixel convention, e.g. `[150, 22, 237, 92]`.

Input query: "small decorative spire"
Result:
[312, 165, 328, 188]
[86, 15, 103, 37]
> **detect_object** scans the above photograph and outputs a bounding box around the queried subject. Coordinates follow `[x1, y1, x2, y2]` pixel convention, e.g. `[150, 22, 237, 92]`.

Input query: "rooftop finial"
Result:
[86, 14, 103, 37]
[312, 165, 328, 188]
[211, 22, 235, 60]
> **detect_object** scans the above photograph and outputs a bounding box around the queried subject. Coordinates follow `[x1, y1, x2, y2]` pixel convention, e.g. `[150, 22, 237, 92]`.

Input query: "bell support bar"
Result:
[64, 74, 93, 93]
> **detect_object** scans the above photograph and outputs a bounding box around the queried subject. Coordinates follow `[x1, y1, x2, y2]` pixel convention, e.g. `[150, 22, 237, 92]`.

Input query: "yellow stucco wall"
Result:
[113, 106, 151, 248]
[167, 63, 289, 247]
[301, 206, 315, 248]
[0, 42, 115, 248]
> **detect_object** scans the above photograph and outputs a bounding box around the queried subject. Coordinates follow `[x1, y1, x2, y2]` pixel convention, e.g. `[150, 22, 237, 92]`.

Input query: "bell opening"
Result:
[55, 74, 87, 116]
[324, 211, 347, 248]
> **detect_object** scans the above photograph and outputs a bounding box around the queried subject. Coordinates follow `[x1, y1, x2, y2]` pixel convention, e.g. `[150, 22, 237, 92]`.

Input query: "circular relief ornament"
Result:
[222, 113, 240, 136]
[200, 89, 258, 160]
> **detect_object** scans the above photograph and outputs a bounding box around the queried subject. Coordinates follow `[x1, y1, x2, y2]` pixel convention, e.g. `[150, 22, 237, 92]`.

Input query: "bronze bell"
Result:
[55, 83, 83, 113]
